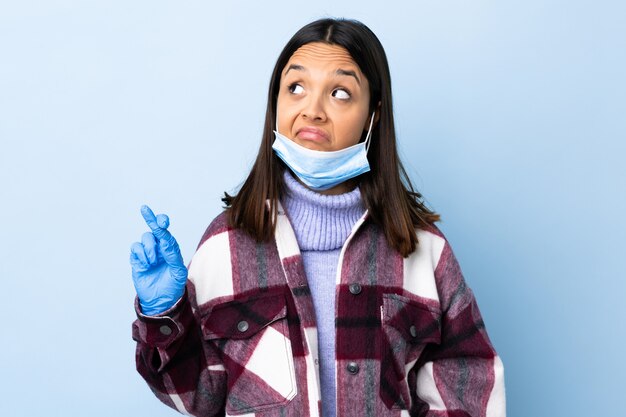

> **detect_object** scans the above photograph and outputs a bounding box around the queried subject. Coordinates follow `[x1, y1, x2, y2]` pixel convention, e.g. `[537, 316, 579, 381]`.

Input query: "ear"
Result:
[365, 101, 382, 130]
[373, 101, 382, 124]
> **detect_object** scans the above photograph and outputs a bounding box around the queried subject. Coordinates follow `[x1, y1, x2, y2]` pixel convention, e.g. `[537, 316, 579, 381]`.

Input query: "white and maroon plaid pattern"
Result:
[133, 205, 506, 416]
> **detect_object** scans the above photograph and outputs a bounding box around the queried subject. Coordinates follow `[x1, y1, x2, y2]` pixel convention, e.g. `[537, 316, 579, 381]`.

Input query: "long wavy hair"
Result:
[223, 18, 440, 257]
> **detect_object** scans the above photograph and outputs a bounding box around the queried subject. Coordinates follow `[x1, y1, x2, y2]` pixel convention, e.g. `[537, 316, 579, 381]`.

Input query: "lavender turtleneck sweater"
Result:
[281, 171, 365, 417]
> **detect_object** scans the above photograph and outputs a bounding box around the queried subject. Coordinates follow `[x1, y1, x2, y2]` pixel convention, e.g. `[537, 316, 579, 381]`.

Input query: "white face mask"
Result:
[272, 111, 376, 191]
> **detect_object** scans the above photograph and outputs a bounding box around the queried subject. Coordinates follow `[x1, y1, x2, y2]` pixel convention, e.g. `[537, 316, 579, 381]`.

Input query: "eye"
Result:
[332, 88, 351, 100]
[288, 83, 304, 95]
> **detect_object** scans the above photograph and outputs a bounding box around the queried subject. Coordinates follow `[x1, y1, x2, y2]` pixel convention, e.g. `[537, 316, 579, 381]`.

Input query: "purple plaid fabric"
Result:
[132, 205, 506, 416]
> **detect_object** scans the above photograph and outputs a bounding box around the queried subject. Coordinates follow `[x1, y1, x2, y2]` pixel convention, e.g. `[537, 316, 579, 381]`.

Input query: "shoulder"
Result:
[413, 223, 475, 314]
[416, 223, 459, 279]
[195, 210, 232, 250]
[187, 211, 235, 283]
[400, 222, 470, 307]
[397, 224, 446, 301]
[187, 209, 281, 307]
[187, 210, 243, 304]
[410, 223, 449, 269]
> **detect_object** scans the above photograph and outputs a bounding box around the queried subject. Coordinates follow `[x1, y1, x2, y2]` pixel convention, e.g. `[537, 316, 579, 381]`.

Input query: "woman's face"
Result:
[276, 42, 372, 152]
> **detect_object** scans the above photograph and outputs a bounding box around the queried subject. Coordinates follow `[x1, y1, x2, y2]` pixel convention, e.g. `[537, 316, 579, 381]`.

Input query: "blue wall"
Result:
[1, 1, 624, 416]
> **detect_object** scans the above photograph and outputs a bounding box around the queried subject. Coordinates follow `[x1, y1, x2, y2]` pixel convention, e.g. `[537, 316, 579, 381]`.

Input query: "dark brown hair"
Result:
[223, 18, 440, 257]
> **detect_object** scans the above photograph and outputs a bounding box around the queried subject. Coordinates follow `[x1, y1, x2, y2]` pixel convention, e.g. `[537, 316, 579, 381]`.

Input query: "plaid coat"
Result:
[132, 204, 506, 416]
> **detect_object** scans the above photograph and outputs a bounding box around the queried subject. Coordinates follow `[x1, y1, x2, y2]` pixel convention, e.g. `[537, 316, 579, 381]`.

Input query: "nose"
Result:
[301, 91, 327, 122]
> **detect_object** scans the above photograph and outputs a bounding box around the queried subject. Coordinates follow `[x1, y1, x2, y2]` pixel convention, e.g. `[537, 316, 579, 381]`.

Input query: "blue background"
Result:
[1, 1, 624, 416]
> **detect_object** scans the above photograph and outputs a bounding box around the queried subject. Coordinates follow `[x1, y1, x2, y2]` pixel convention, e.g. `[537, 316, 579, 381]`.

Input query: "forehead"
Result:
[283, 42, 360, 74]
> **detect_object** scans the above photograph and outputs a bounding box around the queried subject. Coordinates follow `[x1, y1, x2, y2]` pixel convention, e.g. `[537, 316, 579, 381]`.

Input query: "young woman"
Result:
[130, 18, 506, 417]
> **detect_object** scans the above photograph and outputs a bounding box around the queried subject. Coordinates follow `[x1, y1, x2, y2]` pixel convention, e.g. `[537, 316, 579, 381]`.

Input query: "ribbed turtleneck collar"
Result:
[281, 170, 366, 251]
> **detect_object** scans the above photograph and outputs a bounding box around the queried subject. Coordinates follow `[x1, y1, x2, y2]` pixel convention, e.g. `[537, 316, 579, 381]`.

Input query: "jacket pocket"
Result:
[380, 293, 442, 410]
[201, 290, 297, 415]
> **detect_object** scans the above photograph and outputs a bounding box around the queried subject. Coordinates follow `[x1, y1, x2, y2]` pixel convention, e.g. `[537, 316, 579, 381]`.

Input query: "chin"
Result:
[299, 141, 327, 151]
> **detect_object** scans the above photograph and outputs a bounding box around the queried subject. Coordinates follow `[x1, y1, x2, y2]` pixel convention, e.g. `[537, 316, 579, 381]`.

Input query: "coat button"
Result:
[349, 283, 362, 295]
[346, 362, 360, 374]
[237, 320, 249, 332]
[409, 325, 417, 338]
[159, 325, 173, 336]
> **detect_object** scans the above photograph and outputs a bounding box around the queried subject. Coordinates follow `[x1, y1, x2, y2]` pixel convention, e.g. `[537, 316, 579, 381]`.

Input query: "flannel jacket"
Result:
[132, 204, 506, 416]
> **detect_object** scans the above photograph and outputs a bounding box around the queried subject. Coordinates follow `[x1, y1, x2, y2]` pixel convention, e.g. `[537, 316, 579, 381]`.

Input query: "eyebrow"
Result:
[284, 64, 361, 85]
[284, 64, 305, 75]
[335, 68, 361, 85]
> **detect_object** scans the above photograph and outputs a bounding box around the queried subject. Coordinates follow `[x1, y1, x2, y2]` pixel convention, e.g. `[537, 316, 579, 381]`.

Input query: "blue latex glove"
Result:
[130, 205, 188, 316]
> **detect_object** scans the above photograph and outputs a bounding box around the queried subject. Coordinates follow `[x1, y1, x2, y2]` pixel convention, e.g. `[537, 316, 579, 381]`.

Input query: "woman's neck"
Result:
[281, 170, 366, 251]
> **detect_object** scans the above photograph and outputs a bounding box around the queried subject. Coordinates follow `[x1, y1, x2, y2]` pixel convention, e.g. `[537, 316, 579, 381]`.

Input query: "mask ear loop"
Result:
[365, 110, 376, 153]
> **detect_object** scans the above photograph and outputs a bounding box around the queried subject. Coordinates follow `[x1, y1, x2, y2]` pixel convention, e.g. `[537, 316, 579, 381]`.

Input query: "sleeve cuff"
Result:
[132, 289, 191, 349]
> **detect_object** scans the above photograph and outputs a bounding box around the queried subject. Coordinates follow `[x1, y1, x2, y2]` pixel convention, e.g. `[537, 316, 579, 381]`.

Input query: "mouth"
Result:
[296, 127, 330, 143]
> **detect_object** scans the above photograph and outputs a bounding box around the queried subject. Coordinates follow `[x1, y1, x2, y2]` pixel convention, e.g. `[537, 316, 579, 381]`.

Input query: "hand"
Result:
[130, 205, 188, 316]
